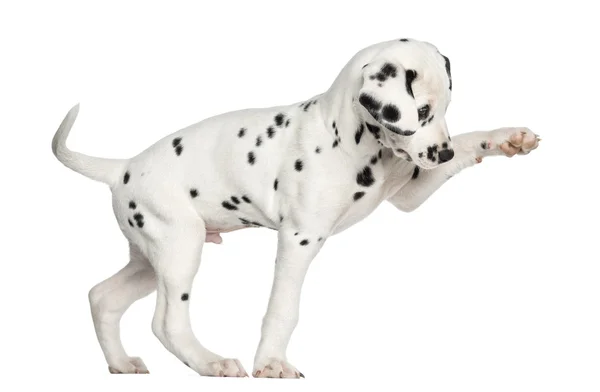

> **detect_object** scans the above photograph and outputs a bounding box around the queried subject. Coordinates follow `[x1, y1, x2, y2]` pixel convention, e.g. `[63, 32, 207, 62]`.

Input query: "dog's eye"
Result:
[418, 104, 430, 121]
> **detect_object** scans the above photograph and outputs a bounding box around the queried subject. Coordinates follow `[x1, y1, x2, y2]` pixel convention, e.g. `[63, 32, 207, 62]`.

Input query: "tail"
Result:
[51, 104, 127, 186]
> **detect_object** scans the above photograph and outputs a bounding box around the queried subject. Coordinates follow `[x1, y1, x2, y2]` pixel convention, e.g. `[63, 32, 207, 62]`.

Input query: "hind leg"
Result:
[148, 215, 248, 377]
[88, 243, 156, 374]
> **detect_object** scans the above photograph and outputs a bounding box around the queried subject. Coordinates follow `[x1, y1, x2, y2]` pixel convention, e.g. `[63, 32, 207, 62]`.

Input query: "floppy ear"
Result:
[441, 54, 452, 90]
[357, 59, 418, 136]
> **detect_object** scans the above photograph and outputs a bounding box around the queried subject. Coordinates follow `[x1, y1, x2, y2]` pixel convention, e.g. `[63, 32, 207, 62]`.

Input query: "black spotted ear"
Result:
[358, 60, 418, 136]
[441, 54, 452, 90]
[405, 69, 417, 98]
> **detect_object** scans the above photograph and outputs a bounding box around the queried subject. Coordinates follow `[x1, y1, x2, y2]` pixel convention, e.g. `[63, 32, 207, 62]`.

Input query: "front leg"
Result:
[389, 127, 540, 212]
[253, 227, 325, 378]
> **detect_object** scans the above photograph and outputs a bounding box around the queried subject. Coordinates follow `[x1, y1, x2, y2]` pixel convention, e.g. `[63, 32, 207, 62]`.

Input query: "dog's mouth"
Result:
[413, 159, 440, 170]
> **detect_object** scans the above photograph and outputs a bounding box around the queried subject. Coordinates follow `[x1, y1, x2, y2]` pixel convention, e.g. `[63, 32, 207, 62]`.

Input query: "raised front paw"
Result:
[253, 358, 304, 379]
[487, 127, 541, 157]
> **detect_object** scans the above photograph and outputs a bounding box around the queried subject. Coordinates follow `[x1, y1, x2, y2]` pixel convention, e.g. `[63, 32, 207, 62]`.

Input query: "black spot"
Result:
[400, 38, 409, 42]
[418, 152, 424, 158]
[332, 121, 336, 128]
[279, 215, 284, 222]
[256, 135, 263, 147]
[222, 201, 238, 211]
[385, 124, 415, 136]
[241, 195, 251, 203]
[358, 93, 382, 119]
[129, 201, 136, 209]
[123, 171, 130, 184]
[238, 128, 246, 138]
[442, 142, 448, 149]
[184, 362, 190, 368]
[294, 159, 303, 171]
[428, 115, 435, 124]
[190, 189, 198, 198]
[318, 237, 323, 241]
[172, 137, 182, 147]
[356, 166, 375, 187]
[274, 113, 285, 127]
[248, 151, 256, 165]
[370, 155, 378, 165]
[300, 239, 309, 246]
[374, 72, 387, 82]
[412, 166, 420, 180]
[239, 217, 250, 225]
[128, 219, 134, 227]
[355, 124, 365, 144]
[332, 139, 339, 148]
[382, 104, 400, 122]
[175, 145, 183, 156]
[353, 191, 366, 201]
[285, 119, 290, 127]
[427, 146, 437, 162]
[231, 196, 240, 204]
[267, 126, 276, 138]
[418, 104, 430, 121]
[365, 123, 381, 139]
[405, 69, 418, 98]
[381, 63, 397, 77]
[303, 101, 312, 111]
[181, 293, 189, 301]
[480, 141, 489, 149]
[133, 213, 144, 228]
[250, 221, 262, 227]
[274, 178, 278, 191]
[378, 149, 382, 159]
[442, 55, 452, 90]
[315, 146, 322, 154]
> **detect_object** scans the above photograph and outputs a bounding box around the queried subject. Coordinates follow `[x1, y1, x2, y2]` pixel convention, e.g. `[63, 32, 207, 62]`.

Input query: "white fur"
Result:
[51, 38, 540, 378]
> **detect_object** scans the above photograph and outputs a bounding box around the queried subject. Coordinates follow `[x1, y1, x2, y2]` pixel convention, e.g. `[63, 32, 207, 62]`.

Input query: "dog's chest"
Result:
[325, 150, 396, 233]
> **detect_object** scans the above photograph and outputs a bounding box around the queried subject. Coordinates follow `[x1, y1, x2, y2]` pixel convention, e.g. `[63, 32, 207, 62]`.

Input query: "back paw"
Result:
[108, 356, 149, 374]
[198, 358, 248, 377]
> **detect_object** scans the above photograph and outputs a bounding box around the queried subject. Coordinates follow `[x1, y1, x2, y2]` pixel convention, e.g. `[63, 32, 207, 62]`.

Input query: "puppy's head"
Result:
[354, 39, 454, 169]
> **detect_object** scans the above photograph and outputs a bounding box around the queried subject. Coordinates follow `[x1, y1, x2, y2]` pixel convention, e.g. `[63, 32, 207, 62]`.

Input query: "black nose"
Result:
[438, 149, 454, 163]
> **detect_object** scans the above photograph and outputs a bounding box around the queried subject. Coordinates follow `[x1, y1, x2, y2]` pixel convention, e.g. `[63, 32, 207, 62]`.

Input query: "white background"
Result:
[1, 1, 598, 391]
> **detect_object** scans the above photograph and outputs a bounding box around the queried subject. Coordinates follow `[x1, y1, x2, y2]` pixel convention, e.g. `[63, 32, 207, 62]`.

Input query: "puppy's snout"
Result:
[438, 148, 454, 163]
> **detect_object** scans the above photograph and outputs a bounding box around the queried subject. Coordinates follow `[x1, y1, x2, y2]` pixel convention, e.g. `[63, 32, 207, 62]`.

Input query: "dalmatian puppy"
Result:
[51, 37, 540, 378]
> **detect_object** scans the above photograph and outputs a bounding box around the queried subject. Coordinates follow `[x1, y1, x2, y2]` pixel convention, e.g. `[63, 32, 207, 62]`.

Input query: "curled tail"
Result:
[51, 104, 127, 186]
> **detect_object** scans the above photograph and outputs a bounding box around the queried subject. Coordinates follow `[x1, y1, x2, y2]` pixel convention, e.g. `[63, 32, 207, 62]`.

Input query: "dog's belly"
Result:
[204, 225, 250, 244]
